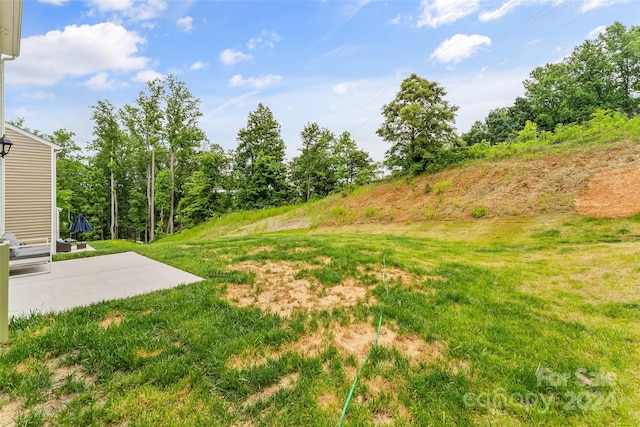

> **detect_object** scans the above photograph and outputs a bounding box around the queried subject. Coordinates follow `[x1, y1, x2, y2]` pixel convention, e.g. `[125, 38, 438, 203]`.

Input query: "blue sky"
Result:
[4, 0, 640, 161]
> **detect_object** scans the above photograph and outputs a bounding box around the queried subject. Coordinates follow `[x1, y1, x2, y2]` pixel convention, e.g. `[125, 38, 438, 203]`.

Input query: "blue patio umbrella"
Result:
[69, 214, 93, 241]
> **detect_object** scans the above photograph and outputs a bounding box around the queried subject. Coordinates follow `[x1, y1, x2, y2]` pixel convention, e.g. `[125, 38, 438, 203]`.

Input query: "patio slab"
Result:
[8, 251, 203, 318]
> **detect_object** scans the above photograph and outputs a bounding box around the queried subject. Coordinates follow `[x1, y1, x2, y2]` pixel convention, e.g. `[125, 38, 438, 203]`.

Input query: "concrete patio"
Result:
[8, 251, 203, 318]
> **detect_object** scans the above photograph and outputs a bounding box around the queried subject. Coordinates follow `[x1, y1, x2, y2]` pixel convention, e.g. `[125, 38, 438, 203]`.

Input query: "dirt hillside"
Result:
[314, 141, 640, 226]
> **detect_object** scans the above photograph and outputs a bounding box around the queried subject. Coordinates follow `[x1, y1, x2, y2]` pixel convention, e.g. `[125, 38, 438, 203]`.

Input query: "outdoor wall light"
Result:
[0, 135, 12, 158]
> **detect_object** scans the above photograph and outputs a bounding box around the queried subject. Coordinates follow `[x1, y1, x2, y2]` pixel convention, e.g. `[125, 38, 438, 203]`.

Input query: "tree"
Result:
[121, 78, 165, 242]
[597, 22, 640, 115]
[524, 22, 640, 130]
[50, 128, 86, 235]
[163, 74, 206, 234]
[233, 103, 289, 209]
[289, 123, 338, 201]
[377, 74, 458, 174]
[333, 131, 376, 187]
[178, 144, 231, 228]
[90, 100, 124, 240]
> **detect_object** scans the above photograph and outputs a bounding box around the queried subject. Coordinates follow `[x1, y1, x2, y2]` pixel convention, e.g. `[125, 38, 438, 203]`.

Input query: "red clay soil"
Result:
[574, 165, 640, 218]
[326, 141, 640, 222]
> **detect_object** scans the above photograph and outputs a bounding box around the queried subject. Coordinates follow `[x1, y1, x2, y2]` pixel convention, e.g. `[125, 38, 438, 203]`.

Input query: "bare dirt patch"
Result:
[0, 397, 21, 427]
[324, 142, 640, 222]
[225, 261, 372, 317]
[315, 256, 332, 265]
[333, 322, 444, 364]
[575, 165, 640, 218]
[242, 372, 299, 408]
[2, 356, 97, 424]
[229, 321, 444, 370]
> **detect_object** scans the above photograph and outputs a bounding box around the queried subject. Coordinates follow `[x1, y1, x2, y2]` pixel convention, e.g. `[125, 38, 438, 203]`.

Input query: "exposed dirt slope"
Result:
[323, 141, 640, 223]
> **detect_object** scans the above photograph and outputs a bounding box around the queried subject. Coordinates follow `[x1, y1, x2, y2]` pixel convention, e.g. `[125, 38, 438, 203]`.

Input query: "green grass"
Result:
[2, 215, 639, 426]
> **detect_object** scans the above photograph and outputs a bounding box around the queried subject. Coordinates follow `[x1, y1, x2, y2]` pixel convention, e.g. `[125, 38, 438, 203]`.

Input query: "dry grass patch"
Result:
[228, 321, 444, 371]
[317, 392, 340, 411]
[135, 349, 163, 359]
[46, 355, 96, 387]
[248, 245, 276, 255]
[100, 311, 124, 329]
[242, 372, 299, 408]
[315, 256, 332, 265]
[225, 261, 372, 317]
[333, 322, 444, 364]
[2, 355, 97, 424]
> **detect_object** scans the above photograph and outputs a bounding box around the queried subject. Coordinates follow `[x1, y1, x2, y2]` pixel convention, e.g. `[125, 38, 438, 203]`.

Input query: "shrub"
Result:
[423, 182, 432, 194]
[471, 206, 487, 219]
[433, 180, 451, 195]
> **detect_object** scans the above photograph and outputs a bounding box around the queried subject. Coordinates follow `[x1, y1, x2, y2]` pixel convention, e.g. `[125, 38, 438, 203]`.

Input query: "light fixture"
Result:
[0, 135, 12, 158]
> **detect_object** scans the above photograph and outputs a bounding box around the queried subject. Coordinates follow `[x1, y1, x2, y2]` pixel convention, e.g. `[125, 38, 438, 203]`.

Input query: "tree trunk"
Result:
[167, 150, 175, 234]
[149, 146, 155, 242]
[110, 160, 116, 240]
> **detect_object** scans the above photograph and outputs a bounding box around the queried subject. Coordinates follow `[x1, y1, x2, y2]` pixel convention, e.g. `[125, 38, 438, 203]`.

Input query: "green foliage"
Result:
[433, 180, 451, 195]
[423, 182, 432, 194]
[289, 123, 338, 202]
[377, 73, 459, 174]
[233, 103, 290, 210]
[471, 206, 487, 218]
[524, 22, 640, 131]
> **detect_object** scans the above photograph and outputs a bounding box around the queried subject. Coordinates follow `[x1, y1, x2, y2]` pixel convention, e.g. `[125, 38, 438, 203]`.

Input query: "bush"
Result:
[423, 182, 432, 194]
[433, 180, 451, 195]
[471, 206, 487, 218]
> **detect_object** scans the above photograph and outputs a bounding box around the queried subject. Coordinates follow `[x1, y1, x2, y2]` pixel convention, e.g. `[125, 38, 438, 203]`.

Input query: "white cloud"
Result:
[220, 48, 252, 65]
[85, 72, 117, 91]
[247, 30, 282, 50]
[581, 0, 629, 12]
[88, 0, 167, 21]
[332, 82, 355, 95]
[177, 16, 193, 33]
[339, 0, 373, 20]
[418, 0, 479, 28]
[431, 34, 491, 63]
[389, 13, 402, 25]
[23, 91, 56, 101]
[587, 25, 607, 39]
[132, 69, 164, 83]
[229, 74, 282, 89]
[479, 0, 524, 22]
[190, 61, 207, 71]
[38, 0, 68, 5]
[6, 23, 148, 87]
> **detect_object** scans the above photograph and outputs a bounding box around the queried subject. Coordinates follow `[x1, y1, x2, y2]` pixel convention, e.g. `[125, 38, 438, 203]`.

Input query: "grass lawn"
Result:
[1, 214, 639, 426]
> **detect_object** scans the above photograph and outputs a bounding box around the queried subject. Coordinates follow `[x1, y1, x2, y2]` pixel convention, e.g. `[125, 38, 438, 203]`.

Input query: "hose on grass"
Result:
[338, 243, 388, 427]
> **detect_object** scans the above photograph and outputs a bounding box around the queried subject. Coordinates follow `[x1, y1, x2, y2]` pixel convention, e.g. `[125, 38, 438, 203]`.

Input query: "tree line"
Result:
[37, 77, 378, 242]
[13, 22, 637, 241]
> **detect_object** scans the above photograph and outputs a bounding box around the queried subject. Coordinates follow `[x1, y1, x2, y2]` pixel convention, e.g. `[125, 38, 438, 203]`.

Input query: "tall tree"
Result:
[163, 74, 205, 234]
[289, 123, 338, 201]
[332, 131, 376, 187]
[524, 22, 640, 130]
[597, 22, 640, 115]
[233, 103, 289, 209]
[377, 74, 458, 174]
[90, 100, 124, 239]
[121, 78, 165, 242]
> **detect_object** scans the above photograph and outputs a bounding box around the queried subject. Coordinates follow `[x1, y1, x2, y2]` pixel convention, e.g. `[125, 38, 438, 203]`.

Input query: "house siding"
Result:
[4, 127, 54, 242]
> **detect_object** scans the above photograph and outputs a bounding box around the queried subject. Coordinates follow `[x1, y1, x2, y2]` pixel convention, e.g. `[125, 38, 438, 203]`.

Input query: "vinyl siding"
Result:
[4, 127, 54, 242]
